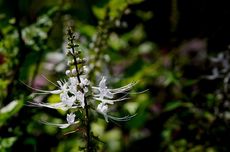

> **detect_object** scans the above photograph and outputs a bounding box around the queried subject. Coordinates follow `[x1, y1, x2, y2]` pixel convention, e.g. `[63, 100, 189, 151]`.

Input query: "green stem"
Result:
[70, 40, 91, 152]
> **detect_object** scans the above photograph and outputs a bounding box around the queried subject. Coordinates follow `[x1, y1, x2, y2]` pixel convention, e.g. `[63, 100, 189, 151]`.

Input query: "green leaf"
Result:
[164, 101, 194, 112]
[0, 137, 17, 150]
[92, 6, 106, 20]
[0, 99, 24, 126]
[164, 100, 183, 112]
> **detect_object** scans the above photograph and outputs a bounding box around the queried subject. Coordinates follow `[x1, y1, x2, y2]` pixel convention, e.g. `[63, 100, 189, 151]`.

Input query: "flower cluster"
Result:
[28, 28, 137, 128]
[92, 77, 136, 122]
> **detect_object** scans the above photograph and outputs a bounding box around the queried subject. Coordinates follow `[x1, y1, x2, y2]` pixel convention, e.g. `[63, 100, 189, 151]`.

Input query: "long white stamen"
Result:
[41, 74, 59, 87]
[20, 80, 57, 93]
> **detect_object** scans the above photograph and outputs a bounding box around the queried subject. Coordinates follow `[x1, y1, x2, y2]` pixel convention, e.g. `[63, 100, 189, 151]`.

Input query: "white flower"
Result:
[40, 113, 79, 129]
[68, 76, 90, 93]
[92, 76, 136, 103]
[97, 103, 109, 122]
[60, 92, 76, 107]
[93, 76, 138, 122]
[27, 75, 89, 110]
[97, 77, 113, 99]
[67, 77, 85, 108]
[29, 90, 80, 111]
[66, 113, 76, 124]
[81, 77, 90, 93]
[75, 91, 85, 108]
[92, 77, 114, 100]
[81, 77, 90, 86]
[96, 102, 136, 123]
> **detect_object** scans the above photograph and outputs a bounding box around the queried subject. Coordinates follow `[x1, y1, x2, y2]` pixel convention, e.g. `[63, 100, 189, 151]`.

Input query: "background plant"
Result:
[1, 0, 230, 152]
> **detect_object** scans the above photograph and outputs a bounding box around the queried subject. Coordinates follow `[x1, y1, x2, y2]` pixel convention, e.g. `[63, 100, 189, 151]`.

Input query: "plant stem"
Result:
[70, 40, 91, 152]
[84, 96, 91, 152]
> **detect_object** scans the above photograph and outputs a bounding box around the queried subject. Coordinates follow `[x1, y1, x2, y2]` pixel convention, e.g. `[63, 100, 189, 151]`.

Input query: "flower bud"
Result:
[72, 68, 77, 75]
[65, 50, 72, 56]
[66, 45, 72, 49]
[65, 70, 71, 76]
[74, 44, 79, 47]
[74, 50, 81, 56]
[79, 83, 84, 88]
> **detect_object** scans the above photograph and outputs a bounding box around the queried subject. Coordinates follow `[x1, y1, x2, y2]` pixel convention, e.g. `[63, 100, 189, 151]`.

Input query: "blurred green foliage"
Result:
[1, 0, 230, 152]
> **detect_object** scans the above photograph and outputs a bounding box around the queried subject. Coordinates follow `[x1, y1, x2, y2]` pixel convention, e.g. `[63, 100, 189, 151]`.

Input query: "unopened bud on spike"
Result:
[76, 58, 81, 62]
[74, 50, 81, 56]
[74, 44, 79, 47]
[65, 50, 72, 56]
[72, 68, 77, 75]
[65, 70, 71, 76]
[79, 83, 83, 88]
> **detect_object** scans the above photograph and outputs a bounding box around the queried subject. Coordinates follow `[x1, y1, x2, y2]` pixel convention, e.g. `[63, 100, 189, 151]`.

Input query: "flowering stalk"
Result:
[26, 28, 138, 151]
[66, 28, 92, 151]
[87, 4, 130, 81]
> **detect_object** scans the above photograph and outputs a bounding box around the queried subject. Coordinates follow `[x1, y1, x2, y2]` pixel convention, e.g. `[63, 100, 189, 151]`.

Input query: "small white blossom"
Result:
[96, 102, 136, 122]
[40, 113, 79, 129]
[93, 77, 114, 100]
[97, 103, 109, 122]
[65, 70, 71, 76]
[71, 68, 77, 75]
[92, 77, 136, 103]
[66, 113, 76, 124]
[26, 77, 81, 111]
[75, 91, 85, 108]
[60, 92, 76, 107]
[93, 76, 137, 122]
[68, 76, 90, 93]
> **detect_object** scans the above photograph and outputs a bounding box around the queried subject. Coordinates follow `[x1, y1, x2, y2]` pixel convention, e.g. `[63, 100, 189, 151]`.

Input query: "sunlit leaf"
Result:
[0, 99, 24, 126]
